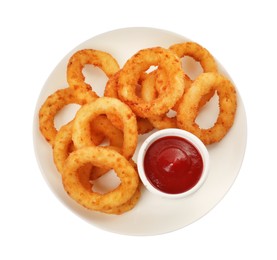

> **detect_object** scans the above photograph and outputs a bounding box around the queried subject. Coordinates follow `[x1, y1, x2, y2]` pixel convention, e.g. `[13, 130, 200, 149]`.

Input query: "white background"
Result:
[1, 0, 276, 259]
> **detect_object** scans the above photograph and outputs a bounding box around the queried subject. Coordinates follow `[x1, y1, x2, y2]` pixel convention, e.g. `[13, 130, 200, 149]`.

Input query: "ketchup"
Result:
[143, 136, 203, 194]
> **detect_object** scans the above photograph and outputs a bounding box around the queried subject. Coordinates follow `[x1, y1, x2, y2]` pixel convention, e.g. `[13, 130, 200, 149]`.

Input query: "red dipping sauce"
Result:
[143, 136, 203, 194]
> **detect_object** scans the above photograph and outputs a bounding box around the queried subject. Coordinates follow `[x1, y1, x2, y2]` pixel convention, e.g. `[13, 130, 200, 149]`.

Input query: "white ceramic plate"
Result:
[33, 27, 247, 236]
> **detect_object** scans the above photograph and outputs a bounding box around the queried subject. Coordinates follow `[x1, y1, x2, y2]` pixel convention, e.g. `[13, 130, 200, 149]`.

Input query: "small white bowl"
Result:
[137, 128, 210, 199]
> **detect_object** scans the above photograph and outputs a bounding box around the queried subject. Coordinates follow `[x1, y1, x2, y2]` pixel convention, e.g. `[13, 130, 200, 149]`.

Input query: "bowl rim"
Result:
[137, 128, 210, 199]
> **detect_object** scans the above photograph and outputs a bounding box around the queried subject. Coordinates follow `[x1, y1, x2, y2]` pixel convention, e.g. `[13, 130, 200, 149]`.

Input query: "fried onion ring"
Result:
[54, 124, 140, 214]
[177, 72, 237, 145]
[169, 41, 218, 78]
[117, 47, 185, 118]
[62, 146, 140, 212]
[67, 49, 120, 95]
[170, 41, 217, 108]
[38, 87, 97, 147]
[72, 97, 138, 160]
[53, 120, 124, 193]
[89, 155, 142, 215]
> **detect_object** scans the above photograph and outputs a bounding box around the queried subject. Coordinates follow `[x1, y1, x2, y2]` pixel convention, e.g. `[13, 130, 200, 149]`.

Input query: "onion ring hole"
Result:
[90, 169, 121, 194]
[181, 56, 203, 80]
[82, 64, 109, 97]
[195, 92, 219, 129]
[54, 103, 81, 130]
[145, 65, 158, 74]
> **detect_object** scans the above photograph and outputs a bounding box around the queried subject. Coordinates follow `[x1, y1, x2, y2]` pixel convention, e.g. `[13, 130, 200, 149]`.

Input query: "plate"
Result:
[33, 27, 247, 236]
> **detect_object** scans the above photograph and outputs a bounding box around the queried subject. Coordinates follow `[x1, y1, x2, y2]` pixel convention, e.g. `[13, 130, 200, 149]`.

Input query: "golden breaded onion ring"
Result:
[62, 146, 140, 212]
[117, 47, 185, 118]
[169, 41, 218, 109]
[54, 122, 141, 215]
[38, 87, 97, 147]
[72, 97, 138, 160]
[170, 41, 218, 108]
[177, 72, 237, 145]
[169, 41, 218, 78]
[67, 49, 120, 94]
